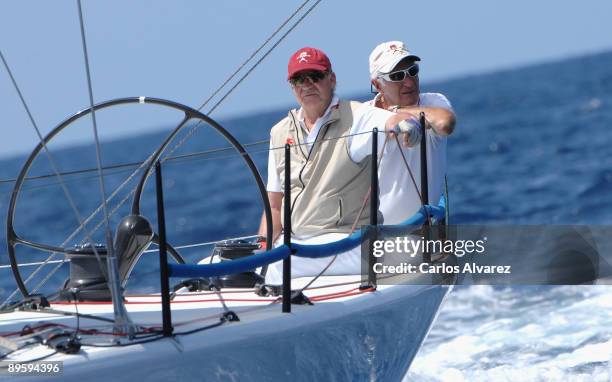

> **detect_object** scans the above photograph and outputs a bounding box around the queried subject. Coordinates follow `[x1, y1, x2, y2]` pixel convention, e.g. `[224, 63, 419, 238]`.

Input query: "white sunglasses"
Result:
[378, 64, 419, 82]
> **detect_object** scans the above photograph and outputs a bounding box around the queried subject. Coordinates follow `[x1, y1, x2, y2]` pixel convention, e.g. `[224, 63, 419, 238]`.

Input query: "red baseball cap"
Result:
[287, 47, 332, 80]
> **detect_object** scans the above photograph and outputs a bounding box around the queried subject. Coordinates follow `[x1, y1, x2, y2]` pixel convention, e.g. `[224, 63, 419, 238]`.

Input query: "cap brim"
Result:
[378, 54, 420, 74]
[287, 63, 329, 80]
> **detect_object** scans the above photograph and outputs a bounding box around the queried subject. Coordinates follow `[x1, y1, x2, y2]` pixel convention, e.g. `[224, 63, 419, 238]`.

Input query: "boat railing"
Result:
[165, 201, 445, 279]
[155, 119, 447, 336]
[2, 98, 444, 337]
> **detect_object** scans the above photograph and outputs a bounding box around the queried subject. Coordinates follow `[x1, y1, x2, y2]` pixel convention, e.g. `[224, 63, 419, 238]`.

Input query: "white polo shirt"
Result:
[366, 92, 453, 224]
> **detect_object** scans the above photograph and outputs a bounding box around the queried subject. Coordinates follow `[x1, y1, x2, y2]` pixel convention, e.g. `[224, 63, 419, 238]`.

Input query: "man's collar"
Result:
[371, 93, 420, 110]
[372, 93, 396, 110]
[296, 95, 340, 122]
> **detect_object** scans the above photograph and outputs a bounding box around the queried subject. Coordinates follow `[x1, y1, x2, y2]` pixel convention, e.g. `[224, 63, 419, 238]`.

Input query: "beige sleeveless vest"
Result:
[270, 100, 372, 237]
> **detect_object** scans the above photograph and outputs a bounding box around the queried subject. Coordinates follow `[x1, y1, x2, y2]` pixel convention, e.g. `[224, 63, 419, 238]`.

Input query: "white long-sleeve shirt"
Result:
[366, 92, 453, 224]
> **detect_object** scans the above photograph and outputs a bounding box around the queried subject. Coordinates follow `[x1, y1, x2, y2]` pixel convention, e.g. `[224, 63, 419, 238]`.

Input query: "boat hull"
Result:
[0, 282, 449, 381]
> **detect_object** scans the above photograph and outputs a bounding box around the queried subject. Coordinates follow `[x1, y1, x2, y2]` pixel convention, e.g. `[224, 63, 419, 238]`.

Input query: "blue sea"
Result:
[1, 50, 611, 380]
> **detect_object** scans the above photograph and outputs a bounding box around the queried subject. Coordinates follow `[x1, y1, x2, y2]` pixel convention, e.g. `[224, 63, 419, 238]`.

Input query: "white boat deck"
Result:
[0, 276, 451, 381]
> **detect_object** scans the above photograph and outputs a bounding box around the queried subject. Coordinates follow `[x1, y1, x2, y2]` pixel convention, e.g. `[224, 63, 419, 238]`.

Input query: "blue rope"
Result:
[168, 245, 291, 278]
[380, 203, 445, 236]
[168, 197, 446, 278]
[292, 230, 363, 258]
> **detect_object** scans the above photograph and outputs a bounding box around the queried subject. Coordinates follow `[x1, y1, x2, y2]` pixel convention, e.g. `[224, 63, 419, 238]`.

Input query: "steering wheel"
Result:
[6, 97, 272, 299]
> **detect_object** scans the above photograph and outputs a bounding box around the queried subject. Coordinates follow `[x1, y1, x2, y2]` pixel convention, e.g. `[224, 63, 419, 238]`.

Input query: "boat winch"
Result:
[61, 214, 153, 301]
[210, 239, 264, 288]
[62, 243, 111, 301]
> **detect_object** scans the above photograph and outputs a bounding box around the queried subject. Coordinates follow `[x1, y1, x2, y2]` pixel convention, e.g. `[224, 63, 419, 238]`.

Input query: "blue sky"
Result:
[1, 0, 611, 158]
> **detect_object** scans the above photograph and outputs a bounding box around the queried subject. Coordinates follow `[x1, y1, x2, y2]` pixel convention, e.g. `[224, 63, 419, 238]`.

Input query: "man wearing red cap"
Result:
[368, 41, 456, 224]
[258, 47, 422, 284]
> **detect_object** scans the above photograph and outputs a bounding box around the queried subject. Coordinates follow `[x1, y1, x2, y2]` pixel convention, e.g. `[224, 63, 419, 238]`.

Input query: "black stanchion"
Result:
[155, 162, 173, 336]
[363, 128, 379, 288]
[419, 112, 429, 207]
[419, 112, 431, 263]
[370, 128, 379, 227]
[282, 144, 292, 313]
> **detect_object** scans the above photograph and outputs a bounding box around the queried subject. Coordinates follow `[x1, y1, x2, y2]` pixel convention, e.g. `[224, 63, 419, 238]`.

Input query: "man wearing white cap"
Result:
[258, 46, 423, 284]
[368, 41, 456, 224]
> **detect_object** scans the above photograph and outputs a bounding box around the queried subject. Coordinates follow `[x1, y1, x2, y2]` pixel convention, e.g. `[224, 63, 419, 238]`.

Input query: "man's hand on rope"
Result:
[384, 114, 421, 147]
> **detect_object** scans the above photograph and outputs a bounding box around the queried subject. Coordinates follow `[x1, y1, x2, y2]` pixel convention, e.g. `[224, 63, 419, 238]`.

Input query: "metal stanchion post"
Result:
[282, 144, 292, 313]
[364, 128, 379, 288]
[419, 112, 431, 263]
[155, 162, 173, 336]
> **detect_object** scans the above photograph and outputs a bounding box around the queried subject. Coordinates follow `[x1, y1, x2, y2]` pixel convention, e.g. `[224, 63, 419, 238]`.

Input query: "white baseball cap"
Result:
[369, 41, 420, 79]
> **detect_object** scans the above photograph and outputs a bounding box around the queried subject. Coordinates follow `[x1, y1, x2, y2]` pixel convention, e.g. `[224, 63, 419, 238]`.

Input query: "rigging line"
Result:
[3, 130, 377, 294]
[349, 136, 390, 233]
[2, 1, 315, 301]
[0, 146, 264, 200]
[0, 128, 375, 189]
[142, 234, 259, 254]
[392, 134, 431, 226]
[0, 259, 65, 270]
[29, 2, 132, 321]
[196, 0, 311, 111]
[0, 232, 258, 269]
[206, 0, 322, 116]
[159, 130, 380, 170]
[4, 130, 375, 208]
[0, 0, 132, 303]
[29, 163, 257, 294]
[0, 128, 375, 194]
[27, 119, 369, 272]
[393, 135, 423, 204]
[0, 128, 370, 194]
[9, 0, 351, 295]
[26, 129, 194, 295]
[444, 175, 449, 221]
[76, 0, 115, 256]
[0, 50, 109, 306]
[0, 160, 143, 186]
[4, 130, 378, 293]
[267, 129, 375, 152]
[3, 3, 325, 303]
[159, 0, 323, 167]
[29, 128, 262, 259]
[0, 166, 147, 203]
[0, 139, 270, 187]
[0, 129, 372, 189]
[294, 135, 390, 296]
[27, 178, 138, 297]
[30, 260, 69, 298]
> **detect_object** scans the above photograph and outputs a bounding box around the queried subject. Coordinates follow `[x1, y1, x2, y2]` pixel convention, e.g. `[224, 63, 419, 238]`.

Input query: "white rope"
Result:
[0, 260, 66, 270]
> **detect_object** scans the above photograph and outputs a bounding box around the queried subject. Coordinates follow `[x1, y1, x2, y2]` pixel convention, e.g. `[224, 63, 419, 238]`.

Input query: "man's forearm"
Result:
[258, 210, 282, 243]
[396, 106, 456, 136]
[258, 191, 283, 244]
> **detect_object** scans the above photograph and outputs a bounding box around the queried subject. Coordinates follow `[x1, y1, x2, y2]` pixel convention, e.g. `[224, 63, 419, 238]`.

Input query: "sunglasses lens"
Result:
[311, 71, 326, 82]
[388, 71, 406, 82]
[408, 64, 419, 77]
[384, 64, 419, 82]
[290, 71, 327, 86]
